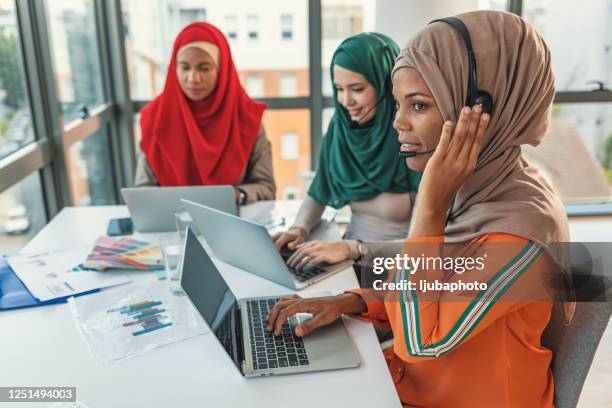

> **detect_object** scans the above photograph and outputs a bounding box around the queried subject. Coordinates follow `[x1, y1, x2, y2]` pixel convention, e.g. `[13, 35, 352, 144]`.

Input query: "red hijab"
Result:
[140, 22, 266, 186]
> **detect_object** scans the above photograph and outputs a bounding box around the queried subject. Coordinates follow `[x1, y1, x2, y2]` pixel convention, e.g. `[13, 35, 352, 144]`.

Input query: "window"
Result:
[477, 0, 508, 10]
[281, 132, 299, 159]
[225, 14, 238, 40]
[245, 75, 264, 98]
[322, 1, 374, 96]
[523, 103, 612, 202]
[122, 0, 310, 100]
[45, 0, 105, 124]
[322, 107, 335, 135]
[247, 14, 259, 40]
[179, 8, 206, 28]
[322, 5, 364, 39]
[281, 14, 293, 40]
[520, 0, 612, 205]
[522, 0, 612, 91]
[0, 0, 34, 160]
[0, 171, 47, 254]
[262, 110, 311, 199]
[245, 75, 265, 97]
[66, 127, 116, 205]
[279, 74, 297, 97]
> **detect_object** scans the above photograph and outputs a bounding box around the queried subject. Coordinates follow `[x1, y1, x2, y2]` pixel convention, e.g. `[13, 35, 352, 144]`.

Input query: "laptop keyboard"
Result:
[280, 246, 328, 282]
[247, 298, 310, 370]
[290, 264, 327, 282]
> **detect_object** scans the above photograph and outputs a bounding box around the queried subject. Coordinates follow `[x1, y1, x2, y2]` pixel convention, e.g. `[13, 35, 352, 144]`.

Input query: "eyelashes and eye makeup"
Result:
[393, 98, 428, 112]
[335, 87, 365, 93]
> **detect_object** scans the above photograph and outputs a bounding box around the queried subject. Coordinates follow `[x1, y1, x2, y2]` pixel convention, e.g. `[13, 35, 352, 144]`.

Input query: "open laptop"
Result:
[180, 227, 360, 377]
[121, 185, 237, 232]
[181, 199, 353, 289]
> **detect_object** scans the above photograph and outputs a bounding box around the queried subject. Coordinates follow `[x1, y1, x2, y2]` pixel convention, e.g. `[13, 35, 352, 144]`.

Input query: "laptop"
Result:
[180, 227, 360, 377]
[121, 186, 237, 232]
[180, 199, 353, 289]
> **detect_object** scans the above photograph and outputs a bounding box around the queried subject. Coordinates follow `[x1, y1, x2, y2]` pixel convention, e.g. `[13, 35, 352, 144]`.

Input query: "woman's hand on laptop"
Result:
[266, 293, 366, 337]
[286, 241, 352, 269]
[272, 227, 307, 251]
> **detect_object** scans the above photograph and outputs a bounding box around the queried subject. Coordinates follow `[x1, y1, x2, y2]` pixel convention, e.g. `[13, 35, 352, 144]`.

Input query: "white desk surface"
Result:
[0, 205, 401, 408]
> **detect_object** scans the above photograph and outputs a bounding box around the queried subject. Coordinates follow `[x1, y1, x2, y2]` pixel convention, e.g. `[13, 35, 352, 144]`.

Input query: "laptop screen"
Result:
[181, 227, 241, 371]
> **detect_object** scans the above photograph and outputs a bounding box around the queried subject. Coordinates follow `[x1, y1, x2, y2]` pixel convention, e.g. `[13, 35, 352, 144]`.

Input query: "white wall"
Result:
[374, 0, 479, 48]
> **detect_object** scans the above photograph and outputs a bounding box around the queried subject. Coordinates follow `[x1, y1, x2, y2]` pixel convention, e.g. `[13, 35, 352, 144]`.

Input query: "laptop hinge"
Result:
[234, 304, 245, 373]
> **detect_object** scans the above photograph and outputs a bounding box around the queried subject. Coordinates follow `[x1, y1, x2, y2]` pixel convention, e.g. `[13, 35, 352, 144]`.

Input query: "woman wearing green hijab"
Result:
[273, 32, 421, 277]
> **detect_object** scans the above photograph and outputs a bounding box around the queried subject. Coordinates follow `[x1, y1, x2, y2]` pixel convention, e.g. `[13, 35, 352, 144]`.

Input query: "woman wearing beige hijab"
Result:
[267, 11, 570, 407]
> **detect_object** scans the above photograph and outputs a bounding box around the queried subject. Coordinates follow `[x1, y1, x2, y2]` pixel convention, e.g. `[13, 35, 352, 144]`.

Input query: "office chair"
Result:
[542, 300, 612, 407]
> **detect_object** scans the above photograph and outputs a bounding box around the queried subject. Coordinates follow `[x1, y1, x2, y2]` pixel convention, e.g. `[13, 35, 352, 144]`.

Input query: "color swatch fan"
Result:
[84, 236, 163, 271]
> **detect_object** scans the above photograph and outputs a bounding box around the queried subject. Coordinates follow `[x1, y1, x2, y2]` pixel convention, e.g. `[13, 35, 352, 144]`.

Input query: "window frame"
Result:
[2, 0, 610, 222]
[509, 0, 612, 215]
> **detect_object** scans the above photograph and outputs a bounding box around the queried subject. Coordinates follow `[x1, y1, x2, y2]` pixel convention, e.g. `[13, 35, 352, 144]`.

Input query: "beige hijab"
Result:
[394, 11, 574, 321]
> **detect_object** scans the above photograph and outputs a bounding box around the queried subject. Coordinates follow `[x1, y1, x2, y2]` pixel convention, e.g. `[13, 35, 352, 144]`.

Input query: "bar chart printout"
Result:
[69, 282, 208, 364]
[107, 300, 173, 336]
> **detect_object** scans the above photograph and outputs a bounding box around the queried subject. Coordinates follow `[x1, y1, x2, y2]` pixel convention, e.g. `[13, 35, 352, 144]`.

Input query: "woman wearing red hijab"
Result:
[135, 22, 276, 205]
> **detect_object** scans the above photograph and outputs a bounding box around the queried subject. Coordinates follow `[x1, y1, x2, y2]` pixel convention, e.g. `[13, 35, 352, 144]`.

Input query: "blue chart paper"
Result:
[69, 282, 208, 365]
[0, 257, 98, 311]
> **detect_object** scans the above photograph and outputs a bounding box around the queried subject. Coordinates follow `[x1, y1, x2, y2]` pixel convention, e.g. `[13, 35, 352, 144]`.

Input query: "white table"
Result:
[0, 206, 401, 408]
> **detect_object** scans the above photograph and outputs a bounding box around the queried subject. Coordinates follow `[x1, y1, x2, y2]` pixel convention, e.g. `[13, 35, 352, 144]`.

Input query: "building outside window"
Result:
[281, 132, 299, 160]
[247, 14, 259, 40]
[245, 75, 264, 98]
[279, 74, 297, 97]
[281, 13, 293, 40]
[224, 14, 237, 40]
[521, 0, 612, 203]
[179, 7, 206, 27]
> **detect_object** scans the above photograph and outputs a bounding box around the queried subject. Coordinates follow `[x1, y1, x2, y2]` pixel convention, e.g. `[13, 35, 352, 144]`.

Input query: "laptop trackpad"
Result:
[298, 314, 360, 369]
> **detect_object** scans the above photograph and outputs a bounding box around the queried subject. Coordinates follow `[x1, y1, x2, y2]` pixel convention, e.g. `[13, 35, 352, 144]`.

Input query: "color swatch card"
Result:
[8, 248, 131, 301]
[83, 236, 164, 271]
[69, 282, 208, 365]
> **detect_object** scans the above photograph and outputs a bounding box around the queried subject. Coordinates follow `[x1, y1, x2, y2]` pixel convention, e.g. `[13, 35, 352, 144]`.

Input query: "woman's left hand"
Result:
[421, 105, 490, 210]
[410, 105, 490, 237]
[286, 240, 351, 269]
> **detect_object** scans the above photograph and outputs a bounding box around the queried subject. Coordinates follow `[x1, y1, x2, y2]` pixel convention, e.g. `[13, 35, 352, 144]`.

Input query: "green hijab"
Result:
[308, 32, 422, 209]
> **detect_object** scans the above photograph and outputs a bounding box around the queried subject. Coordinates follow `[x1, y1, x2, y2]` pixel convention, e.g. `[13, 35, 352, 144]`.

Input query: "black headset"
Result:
[429, 17, 493, 115]
[363, 32, 397, 94]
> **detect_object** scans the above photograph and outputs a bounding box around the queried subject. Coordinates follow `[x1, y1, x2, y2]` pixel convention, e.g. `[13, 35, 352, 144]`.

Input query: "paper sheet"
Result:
[8, 248, 131, 301]
[69, 281, 208, 365]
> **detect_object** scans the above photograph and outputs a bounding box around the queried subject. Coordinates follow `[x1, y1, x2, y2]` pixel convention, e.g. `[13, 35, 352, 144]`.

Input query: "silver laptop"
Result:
[181, 199, 353, 289]
[180, 227, 360, 377]
[121, 186, 237, 232]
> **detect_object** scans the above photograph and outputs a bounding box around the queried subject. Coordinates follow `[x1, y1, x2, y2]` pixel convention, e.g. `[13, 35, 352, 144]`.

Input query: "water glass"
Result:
[160, 233, 185, 295]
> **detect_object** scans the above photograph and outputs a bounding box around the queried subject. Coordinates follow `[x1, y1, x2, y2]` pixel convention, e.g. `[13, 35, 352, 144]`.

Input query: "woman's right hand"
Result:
[266, 293, 367, 337]
[272, 227, 307, 251]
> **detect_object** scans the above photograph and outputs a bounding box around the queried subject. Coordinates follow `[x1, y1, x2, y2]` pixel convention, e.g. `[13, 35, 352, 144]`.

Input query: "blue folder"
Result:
[0, 256, 98, 311]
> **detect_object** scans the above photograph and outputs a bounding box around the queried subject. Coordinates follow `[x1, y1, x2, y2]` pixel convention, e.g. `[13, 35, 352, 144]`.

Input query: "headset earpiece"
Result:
[365, 32, 397, 94]
[474, 90, 493, 115]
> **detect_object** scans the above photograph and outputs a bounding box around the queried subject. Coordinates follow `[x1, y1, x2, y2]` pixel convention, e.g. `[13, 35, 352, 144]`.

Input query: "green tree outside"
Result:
[0, 32, 25, 110]
[602, 132, 612, 185]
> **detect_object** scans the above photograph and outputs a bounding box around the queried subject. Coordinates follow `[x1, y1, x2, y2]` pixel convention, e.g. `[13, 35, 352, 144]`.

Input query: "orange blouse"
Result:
[350, 233, 556, 408]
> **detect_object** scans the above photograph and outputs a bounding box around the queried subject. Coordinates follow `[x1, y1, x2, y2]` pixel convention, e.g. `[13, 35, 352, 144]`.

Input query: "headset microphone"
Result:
[399, 149, 436, 158]
[348, 94, 386, 130]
